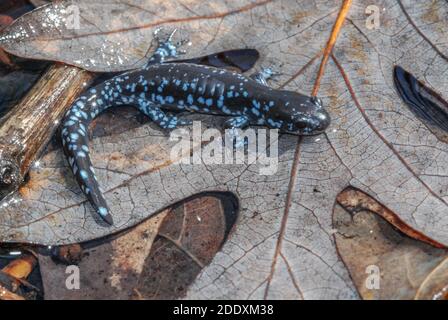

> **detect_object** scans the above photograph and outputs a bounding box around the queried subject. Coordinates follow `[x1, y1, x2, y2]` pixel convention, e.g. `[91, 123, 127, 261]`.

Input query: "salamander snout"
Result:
[309, 107, 331, 134]
[288, 107, 330, 135]
[280, 96, 331, 135]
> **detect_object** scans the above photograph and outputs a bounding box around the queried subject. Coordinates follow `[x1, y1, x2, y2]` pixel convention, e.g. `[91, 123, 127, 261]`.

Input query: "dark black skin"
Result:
[61, 33, 331, 225]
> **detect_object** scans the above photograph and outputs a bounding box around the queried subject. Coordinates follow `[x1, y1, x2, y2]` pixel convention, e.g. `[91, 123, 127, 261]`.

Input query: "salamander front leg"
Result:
[138, 100, 192, 129]
[145, 28, 190, 67]
[250, 68, 278, 86]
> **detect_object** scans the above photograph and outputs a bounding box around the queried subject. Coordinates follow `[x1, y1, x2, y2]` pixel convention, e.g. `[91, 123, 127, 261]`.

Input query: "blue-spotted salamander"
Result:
[61, 29, 330, 225]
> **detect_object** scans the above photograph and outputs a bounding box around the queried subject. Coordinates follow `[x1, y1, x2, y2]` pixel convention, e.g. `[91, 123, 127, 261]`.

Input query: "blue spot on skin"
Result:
[206, 99, 213, 106]
[187, 94, 194, 105]
[252, 100, 261, 109]
[198, 97, 205, 104]
[80, 170, 89, 179]
[98, 207, 109, 217]
[156, 95, 165, 104]
[70, 133, 79, 141]
[252, 108, 260, 116]
[77, 151, 87, 158]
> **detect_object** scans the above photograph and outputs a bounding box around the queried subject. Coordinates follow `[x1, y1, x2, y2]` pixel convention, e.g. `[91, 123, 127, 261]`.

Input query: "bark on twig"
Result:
[0, 64, 94, 198]
[0, 253, 37, 300]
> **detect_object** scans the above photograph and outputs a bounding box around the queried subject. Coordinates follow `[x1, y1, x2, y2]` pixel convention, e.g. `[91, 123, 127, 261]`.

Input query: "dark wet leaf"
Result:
[0, 0, 35, 20]
[38, 209, 168, 299]
[133, 194, 237, 299]
[37, 195, 234, 300]
[0, 0, 46, 114]
[173, 49, 260, 72]
[0, 67, 46, 116]
[394, 66, 448, 142]
[334, 201, 448, 300]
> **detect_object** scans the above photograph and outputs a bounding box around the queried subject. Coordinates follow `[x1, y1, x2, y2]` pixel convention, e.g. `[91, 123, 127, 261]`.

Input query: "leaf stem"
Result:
[312, 0, 352, 96]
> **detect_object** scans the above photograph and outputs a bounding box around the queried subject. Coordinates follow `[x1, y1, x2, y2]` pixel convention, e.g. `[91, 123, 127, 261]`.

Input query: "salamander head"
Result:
[267, 94, 330, 135]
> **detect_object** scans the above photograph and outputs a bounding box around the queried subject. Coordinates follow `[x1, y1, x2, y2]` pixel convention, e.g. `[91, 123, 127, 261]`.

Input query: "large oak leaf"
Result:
[0, 0, 448, 299]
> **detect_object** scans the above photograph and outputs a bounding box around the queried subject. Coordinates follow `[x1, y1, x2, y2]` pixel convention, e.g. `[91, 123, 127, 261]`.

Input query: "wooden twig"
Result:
[0, 284, 25, 300]
[0, 64, 94, 199]
[312, 0, 352, 96]
[2, 253, 37, 279]
[0, 253, 37, 300]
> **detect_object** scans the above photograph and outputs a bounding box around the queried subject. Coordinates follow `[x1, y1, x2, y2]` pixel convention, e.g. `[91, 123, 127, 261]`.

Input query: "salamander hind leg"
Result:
[138, 100, 192, 129]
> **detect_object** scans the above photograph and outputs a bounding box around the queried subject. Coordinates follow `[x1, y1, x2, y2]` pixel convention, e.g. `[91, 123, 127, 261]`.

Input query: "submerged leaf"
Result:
[0, 0, 267, 72]
[134, 195, 237, 299]
[334, 201, 448, 300]
[394, 66, 448, 142]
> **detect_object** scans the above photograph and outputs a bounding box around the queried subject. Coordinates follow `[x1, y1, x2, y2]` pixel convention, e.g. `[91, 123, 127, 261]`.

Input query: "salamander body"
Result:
[61, 30, 330, 224]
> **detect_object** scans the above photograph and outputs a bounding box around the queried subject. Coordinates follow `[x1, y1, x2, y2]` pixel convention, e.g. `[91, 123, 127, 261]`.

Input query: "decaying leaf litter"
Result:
[0, 0, 447, 300]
